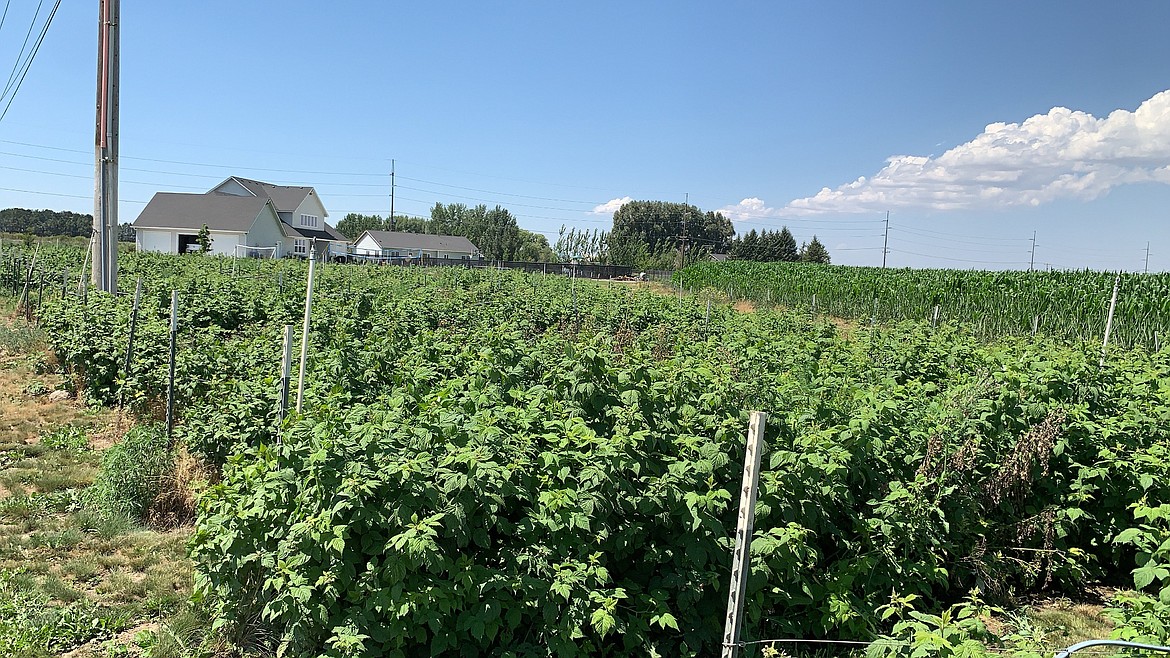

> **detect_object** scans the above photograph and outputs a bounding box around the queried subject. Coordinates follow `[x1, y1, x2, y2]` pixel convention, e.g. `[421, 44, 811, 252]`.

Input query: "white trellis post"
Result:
[721, 411, 768, 658]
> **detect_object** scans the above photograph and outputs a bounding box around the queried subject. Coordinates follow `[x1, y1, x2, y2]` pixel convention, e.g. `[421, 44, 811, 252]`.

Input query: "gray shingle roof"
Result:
[360, 231, 480, 253]
[221, 177, 316, 214]
[132, 193, 273, 232]
[284, 222, 348, 242]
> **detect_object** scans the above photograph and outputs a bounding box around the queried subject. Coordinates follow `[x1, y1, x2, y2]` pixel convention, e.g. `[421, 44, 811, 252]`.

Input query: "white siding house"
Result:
[352, 231, 481, 260]
[133, 194, 284, 255]
[132, 177, 347, 257]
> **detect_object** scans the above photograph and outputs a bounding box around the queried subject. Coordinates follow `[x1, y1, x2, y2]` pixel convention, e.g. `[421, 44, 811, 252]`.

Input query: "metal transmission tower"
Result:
[92, 0, 120, 293]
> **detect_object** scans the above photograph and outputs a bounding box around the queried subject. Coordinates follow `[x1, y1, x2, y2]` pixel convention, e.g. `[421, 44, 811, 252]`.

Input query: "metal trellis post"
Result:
[721, 411, 768, 658]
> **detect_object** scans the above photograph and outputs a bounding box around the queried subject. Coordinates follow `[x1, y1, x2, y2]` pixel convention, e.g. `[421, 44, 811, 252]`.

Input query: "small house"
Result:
[352, 230, 481, 260]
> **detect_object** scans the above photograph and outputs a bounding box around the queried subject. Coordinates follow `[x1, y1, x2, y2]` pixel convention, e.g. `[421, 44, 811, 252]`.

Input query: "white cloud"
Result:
[591, 196, 633, 215]
[781, 89, 1170, 214]
[718, 197, 778, 221]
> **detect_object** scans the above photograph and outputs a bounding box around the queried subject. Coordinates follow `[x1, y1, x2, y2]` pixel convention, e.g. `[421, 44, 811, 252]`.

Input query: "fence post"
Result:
[1100, 272, 1121, 366]
[277, 324, 293, 432]
[296, 243, 318, 413]
[119, 277, 143, 410]
[721, 411, 768, 658]
[166, 290, 178, 440]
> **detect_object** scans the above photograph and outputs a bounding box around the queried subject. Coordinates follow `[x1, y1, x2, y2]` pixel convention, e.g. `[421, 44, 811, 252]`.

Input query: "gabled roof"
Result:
[210, 176, 324, 216]
[132, 193, 276, 232]
[283, 221, 347, 242]
[358, 231, 480, 254]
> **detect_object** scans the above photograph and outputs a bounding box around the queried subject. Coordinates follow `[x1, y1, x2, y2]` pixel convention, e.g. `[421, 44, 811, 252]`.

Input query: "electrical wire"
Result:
[0, 0, 60, 126]
[0, 0, 13, 43]
[0, 0, 42, 99]
[889, 247, 1030, 266]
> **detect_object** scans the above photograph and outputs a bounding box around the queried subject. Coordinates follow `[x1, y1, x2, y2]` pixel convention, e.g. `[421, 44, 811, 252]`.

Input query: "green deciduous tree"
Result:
[430, 203, 545, 261]
[0, 208, 92, 237]
[554, 226, 609, 264]
[196, 224, 212, 254]
[607, 201, 733, 269]
[336, 213, 388, 239]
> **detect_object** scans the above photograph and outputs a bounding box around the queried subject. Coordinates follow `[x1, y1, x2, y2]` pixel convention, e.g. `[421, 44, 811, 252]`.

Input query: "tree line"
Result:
[5, 201, 829, 268]
[0, 208, 137, 242]
[0, 208, 92, 237]
[337, 199, 829, 267]
[336, 204, 555, 262]
[730, 228, 830, 264]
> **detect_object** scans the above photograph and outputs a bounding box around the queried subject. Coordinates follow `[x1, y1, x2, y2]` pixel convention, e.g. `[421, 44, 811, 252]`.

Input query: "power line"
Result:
[889, 247, 1030, 266]
[1, 0, 42, 99]
[0, 0, 13, 41]
[0, 0, 61, 126]
[0, 185, 145, 203]
[891, 235, 1033, 256]
[890, 222, 1030, 243]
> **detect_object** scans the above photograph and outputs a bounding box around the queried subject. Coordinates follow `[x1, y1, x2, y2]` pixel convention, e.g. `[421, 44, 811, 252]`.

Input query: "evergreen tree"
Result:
[777, 227, 798, 262]
[742, 229, 760, 261]
[800, 235, 831, 264]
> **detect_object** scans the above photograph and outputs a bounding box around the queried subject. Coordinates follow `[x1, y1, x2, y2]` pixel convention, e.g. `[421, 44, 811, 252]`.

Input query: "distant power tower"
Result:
[92, 0, 120, 293]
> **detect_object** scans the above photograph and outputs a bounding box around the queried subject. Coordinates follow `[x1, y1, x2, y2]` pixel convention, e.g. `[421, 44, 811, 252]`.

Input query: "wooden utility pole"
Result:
[390, 159, 396, 230]
[1145, 242, 1150, 274]
[92, 0, 120, 293]
[1029, 231, 1036, 272]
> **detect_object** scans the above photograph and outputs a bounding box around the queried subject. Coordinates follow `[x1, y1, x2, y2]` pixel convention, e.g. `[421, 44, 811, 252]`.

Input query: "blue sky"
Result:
[1, 1, 1169, 270]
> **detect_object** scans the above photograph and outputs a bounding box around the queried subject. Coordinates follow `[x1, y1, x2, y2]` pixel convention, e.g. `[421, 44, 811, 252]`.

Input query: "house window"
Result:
[294, 238, 308, 255]
[300, 214, 319, 228]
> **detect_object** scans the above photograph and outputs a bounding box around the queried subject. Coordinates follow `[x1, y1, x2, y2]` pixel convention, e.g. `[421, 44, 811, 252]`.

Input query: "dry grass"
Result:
[0, 309, 198, 656]
[147, 443, 211, 530]
[732, 299, 757, 313]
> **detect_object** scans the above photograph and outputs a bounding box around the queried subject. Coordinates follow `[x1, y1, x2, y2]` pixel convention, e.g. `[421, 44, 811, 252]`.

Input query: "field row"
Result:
[4, 248, 1170, 656]
[676, 261, 1170, 348]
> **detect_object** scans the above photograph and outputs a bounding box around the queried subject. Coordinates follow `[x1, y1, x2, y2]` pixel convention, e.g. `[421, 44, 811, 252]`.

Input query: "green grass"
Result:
[1026, 600, 1116, 646]
[0, 422, 196, 656]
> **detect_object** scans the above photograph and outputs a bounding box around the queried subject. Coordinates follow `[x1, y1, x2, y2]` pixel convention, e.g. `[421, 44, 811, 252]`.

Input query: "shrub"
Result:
[87, 425, 172, 523]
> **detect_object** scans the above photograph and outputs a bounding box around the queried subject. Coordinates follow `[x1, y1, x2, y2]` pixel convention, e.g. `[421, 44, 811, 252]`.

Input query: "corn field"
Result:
[676, 261, 1170, 348]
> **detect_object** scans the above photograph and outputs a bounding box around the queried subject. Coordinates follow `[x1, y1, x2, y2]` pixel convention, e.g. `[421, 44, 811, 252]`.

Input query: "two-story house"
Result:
[133, 177, 347, 257]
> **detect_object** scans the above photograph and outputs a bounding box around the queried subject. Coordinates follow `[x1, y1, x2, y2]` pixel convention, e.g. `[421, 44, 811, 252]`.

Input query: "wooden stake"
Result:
[721, 411, 768, 658]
